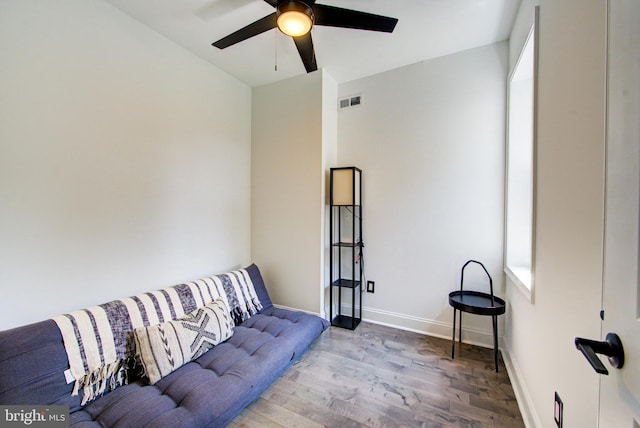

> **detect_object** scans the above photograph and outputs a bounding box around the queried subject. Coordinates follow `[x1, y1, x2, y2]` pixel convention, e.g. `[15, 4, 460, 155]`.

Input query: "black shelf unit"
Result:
[329, 167, 363, 330]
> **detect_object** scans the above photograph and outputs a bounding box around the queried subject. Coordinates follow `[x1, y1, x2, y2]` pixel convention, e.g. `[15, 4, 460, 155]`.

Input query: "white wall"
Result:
[337, 43, 507, 345]
[503, 1, 606, 427]
[322, 72, 339, 318]
[0, 0, 252, 330]
[251, 70, 337, 315]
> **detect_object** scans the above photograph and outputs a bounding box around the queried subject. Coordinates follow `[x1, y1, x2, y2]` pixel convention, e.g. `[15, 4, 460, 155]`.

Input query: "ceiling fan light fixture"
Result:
[277, 1, 314, 37]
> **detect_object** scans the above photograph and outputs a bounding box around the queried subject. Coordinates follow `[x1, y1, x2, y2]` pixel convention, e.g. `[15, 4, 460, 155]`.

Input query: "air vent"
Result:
[338, 94, 363, 110]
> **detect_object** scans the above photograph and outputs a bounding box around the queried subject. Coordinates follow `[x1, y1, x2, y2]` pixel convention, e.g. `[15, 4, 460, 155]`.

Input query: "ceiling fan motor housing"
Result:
[277, 1, 315, 35]
[277, 1, 314, 18]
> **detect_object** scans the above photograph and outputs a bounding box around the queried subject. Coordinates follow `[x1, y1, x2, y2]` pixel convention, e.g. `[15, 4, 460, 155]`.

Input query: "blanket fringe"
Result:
[249, 298, 262, 315]
[231, 307, 244, 325]
[73, 359, 127, 405]
[229, 299, 263, 325]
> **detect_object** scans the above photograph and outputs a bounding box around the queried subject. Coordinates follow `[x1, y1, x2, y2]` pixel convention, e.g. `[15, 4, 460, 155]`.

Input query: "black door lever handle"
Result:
[574, 333, 624, 375]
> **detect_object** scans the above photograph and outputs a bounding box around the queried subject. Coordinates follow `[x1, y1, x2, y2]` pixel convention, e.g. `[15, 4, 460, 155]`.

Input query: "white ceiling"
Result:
[104, 0, 520, 88]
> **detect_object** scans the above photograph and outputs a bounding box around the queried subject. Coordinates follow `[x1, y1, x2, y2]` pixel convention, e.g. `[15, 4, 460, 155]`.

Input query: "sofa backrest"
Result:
[0, 264, 273, 410]
[245, 263, 272, 309]
[0, 319, 83, 411]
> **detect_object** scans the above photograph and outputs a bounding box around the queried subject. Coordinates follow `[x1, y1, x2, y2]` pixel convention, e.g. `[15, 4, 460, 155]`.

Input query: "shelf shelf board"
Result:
[331, 315, 361, 330]
[332, 279, 361, 288]
[331, 242, 363, 248]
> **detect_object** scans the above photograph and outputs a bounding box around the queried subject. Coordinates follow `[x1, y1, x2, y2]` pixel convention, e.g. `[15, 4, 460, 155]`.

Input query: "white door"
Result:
[599, 0, 640, 425]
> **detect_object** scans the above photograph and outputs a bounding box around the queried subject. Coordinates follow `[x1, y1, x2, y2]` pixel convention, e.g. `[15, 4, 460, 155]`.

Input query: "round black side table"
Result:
[449, 260, 506, 372]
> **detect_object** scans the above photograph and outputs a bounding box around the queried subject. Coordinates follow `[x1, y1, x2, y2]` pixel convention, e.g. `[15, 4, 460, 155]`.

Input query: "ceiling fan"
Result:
[212, 0, 398, 73]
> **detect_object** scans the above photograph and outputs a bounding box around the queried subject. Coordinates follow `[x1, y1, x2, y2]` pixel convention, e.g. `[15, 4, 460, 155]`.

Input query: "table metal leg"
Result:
[492, 314, 499, 372]
[451, 308, 457, 358]
[458, 311, 463, 352]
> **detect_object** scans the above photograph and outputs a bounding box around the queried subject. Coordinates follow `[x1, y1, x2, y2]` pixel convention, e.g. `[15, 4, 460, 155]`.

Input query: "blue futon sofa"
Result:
[0, 264, 329, 427]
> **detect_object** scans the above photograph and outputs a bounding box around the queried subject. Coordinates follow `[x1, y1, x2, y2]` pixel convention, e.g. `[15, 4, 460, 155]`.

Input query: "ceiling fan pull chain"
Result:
[274, 28, 278, 71]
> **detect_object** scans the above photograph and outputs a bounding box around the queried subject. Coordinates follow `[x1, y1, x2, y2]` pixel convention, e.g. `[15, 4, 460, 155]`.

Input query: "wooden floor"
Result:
[228, 322, 524, 428]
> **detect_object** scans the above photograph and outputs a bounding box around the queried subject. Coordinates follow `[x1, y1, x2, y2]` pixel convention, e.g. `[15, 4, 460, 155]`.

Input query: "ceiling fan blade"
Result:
[313, 4, 398, 33]
[212, 12, 277, 49]
[293, 33, 318, 73]
[263, 0, 277, 6]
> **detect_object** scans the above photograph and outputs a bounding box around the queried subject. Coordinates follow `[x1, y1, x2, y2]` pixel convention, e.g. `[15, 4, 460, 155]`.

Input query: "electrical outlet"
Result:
[554, 392, 563, 428]
[366, 280, 375, 293]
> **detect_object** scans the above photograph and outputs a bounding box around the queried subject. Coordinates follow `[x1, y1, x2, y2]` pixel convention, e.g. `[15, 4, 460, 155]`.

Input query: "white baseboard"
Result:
[358, 305, 497, 349]
[280, 302, 499, 350]
[501, 347, 542, 428]
[273, 304, 323, 318]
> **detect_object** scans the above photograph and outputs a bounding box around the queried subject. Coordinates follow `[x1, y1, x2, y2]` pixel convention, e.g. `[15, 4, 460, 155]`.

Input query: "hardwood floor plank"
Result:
[230, 322, 524, 427]
[267, 387, 363, 428]
[227, 406, 286, 428]
[243, 397, 325, 428]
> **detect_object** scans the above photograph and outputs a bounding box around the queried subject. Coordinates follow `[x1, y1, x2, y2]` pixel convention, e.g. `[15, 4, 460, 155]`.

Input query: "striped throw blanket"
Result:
[53, 268, 262, 405]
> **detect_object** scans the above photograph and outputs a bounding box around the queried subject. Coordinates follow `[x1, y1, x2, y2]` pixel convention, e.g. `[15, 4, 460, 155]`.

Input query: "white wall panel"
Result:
[337, 43, 507, 345]
[251, 70, 337, 315]
[0, 0, 252, 330]
[503, 1, 606, 426]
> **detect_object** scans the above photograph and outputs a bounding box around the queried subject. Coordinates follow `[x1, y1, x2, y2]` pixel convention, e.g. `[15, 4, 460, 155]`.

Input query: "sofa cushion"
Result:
[134, 299, 234, 384]
[68, 307, 328, 427]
